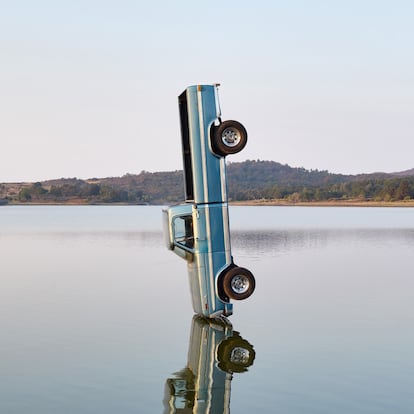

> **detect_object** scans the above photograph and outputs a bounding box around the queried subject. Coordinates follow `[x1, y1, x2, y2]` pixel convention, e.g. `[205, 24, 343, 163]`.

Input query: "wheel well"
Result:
[217, 263, 236, 302]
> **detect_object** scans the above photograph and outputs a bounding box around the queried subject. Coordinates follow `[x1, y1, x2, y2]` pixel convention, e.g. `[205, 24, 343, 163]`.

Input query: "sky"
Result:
[1, 0, 413, 182]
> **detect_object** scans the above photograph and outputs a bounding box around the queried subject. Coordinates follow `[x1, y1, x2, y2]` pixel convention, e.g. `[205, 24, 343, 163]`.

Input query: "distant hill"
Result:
[226, 160, 412, 202]
[1, 160, 414, 204]
[391, 168, 414, 177]
[227, 160, 352, 199]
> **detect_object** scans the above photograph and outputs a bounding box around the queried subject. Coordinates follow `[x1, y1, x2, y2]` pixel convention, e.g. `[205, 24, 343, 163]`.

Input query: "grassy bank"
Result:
[3, 199, 414, 207]
[230, 199, 414, 207]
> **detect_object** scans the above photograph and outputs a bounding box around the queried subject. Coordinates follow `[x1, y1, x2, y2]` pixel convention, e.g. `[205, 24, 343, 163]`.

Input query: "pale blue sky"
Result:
[1, 1, 413, 181]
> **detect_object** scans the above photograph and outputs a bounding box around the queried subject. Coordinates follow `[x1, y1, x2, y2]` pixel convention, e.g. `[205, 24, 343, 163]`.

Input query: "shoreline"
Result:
[2, 199, 414, 207]
[230, 199, 414, 207]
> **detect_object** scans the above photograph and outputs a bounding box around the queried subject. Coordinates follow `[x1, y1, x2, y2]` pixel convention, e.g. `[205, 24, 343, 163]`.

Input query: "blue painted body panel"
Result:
[163, 202, 233, 317]
[183, 85, 227, 204]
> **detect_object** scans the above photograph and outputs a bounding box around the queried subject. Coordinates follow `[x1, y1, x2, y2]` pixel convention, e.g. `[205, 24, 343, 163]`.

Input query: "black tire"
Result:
[211, 120, 247, 156]
[217, 334, 256, 373]
[222, 266, 255, 301]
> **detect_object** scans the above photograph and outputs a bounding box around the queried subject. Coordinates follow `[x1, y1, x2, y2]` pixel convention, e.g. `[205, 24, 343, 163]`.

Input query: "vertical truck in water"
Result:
[163, 84, 255, 318]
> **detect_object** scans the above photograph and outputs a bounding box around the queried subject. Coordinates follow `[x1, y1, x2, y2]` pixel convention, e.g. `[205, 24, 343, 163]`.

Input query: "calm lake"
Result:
[1, 205, 413, 413]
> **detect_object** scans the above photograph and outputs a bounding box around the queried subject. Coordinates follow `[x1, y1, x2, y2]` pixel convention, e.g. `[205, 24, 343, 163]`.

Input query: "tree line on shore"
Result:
[1, 160, 414, 204]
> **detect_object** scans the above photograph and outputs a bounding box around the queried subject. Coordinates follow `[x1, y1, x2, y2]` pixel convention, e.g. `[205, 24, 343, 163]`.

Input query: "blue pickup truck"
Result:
[163, 84, 255, 318]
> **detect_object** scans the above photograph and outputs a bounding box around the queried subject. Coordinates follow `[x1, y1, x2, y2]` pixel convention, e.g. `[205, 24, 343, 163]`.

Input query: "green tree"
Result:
[18, 187, 32, 201]
[395, 179, 410, 200]
[50, 186, 63, 197]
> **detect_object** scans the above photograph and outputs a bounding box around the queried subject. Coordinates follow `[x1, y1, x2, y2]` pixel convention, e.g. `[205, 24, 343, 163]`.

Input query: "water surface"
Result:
[1, 206, 413, 413]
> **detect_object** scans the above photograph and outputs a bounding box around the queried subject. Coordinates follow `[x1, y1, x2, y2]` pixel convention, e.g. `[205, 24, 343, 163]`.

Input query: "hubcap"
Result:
[231, 275, 249, 294]
[230, 347, 250, 365]
[221, 127, 241, 147]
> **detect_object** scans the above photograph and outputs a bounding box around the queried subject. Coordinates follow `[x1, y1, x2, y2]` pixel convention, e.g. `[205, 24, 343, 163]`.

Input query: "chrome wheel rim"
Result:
[230, 347, 250, 364]
[221, 127, 241, 147]
[231, 275, 249, 294]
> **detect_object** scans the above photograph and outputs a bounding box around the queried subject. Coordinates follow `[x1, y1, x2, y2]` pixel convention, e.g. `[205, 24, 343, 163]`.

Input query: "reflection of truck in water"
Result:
[163, 315, 255, 413]
[163, 84, 255, 318]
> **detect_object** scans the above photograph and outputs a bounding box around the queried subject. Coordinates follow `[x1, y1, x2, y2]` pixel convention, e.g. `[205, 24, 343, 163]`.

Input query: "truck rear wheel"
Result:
[222, 266, 255, 300]
[211, 120, 247, 156]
